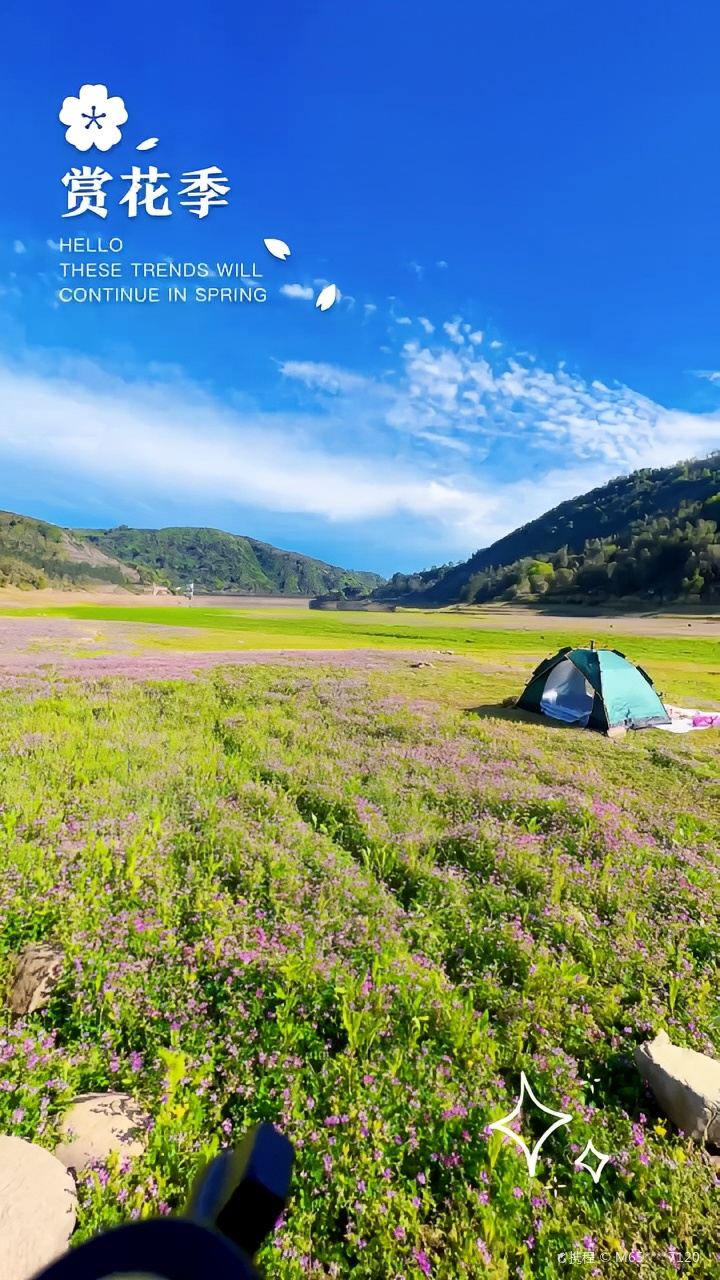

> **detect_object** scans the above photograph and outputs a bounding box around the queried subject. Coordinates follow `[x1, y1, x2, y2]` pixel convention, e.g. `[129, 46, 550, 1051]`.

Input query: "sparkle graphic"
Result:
[574, 1139, 611, 1184]
[488, 1072, 572, 1177]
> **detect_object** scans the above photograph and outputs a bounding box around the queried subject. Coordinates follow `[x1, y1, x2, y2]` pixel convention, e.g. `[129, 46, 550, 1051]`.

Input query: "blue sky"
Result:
[1, 0, 720, 575]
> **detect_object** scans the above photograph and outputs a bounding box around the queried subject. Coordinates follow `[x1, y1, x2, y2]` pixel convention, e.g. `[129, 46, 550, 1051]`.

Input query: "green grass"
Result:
[1, 626, 719, 1276]
[2, 602, 718, 657]
[3, 604, 719, 703]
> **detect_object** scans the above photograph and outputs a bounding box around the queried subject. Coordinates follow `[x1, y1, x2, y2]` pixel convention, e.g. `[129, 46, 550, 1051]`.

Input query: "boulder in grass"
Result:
[8, 942, 64, 1017]
[54, 1091, 149, 1172]
[0, 1135, 77, 1280]
[634, 1029, 720, 1145]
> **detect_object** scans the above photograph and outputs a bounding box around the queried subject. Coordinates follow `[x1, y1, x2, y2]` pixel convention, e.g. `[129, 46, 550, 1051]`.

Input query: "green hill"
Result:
[0, 511, 137, 590]
[375, 452, 720, 606]
[0, 512, 383, 596]
[75, 525, 382, 596]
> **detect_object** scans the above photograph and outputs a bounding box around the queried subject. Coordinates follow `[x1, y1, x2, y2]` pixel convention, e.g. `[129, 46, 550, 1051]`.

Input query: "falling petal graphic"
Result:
[136, 138, 159, 151]
[316, 283, 338, 312]
[264, 238, 291, 260]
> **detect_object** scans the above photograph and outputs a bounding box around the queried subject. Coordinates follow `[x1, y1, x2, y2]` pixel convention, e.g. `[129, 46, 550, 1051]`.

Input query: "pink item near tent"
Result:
[692, 712, 720, 728]
[658, 706, 720, 734]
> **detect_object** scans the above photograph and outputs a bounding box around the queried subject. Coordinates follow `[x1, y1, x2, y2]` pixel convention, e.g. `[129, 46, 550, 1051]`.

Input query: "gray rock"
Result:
[8, 943, 64, 1017]
[635, 1029, 720, 1145]
[0, 1135, 77, 1280]
[410, 661, 434, 669]
[54, 1091, 149, 1172]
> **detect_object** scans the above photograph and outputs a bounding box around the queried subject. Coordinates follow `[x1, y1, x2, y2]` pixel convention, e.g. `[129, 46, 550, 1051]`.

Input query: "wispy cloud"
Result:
[278, 360, 371, 394]
[13, 240, 26, 255]
[1, 309, 719, 564]
[0, 353, 488, 541]
[416, 431, 472, 454]
[390, 334, 720, 478]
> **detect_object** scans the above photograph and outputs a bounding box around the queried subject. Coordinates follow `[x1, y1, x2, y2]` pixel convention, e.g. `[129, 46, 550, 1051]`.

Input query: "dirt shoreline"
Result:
[444, 607, 720, 638]
[0, 588, 313, 608]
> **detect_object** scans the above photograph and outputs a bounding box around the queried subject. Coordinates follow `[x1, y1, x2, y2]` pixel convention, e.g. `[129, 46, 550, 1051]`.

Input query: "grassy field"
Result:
[2, 602, 719, 703]
[5, 601, 720, 657]
[1, 613, 719, 1277]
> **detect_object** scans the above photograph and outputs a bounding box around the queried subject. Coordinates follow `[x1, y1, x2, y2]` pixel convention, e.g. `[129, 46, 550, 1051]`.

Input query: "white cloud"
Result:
[13, 240, 26, 255]
[443, 319, 464, 345]
[2, 309, 719, 563]
[391, 334, 720, 481]
[280, 283, 313, 300]
[0, 354, 489, 537]
[436, 260, 448, 269]
[278, 360, 370, 394]
[395, 315, 412, 326]
[416, 431, 472, 454]
[693, 370, 720, 383]
[418, 317, 434, 334]
[364, 303, 377, 315]
[468, 330, 483, 345]
[47, 239, 61, 251]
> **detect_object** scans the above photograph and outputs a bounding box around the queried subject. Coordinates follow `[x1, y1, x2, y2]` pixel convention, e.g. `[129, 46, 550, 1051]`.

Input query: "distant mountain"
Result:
[0, 512, 383, 596]
[75, 526, 383, 596]
[375, 453, 720, 606]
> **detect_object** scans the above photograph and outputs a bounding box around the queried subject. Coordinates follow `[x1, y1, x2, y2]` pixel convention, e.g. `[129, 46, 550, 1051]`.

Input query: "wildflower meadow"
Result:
[0, 628, 718, 1278]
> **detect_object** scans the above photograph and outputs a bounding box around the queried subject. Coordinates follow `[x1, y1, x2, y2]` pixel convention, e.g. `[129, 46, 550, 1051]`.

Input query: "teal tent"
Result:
[517, 645, 670, 733]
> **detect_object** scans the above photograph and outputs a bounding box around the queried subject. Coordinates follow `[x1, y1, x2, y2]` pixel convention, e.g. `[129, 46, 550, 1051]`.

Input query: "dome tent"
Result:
[516, 645, 671, 733]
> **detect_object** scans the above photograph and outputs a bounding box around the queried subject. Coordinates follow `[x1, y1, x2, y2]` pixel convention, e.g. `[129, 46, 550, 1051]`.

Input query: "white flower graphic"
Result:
[59, 85, 128, 152]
